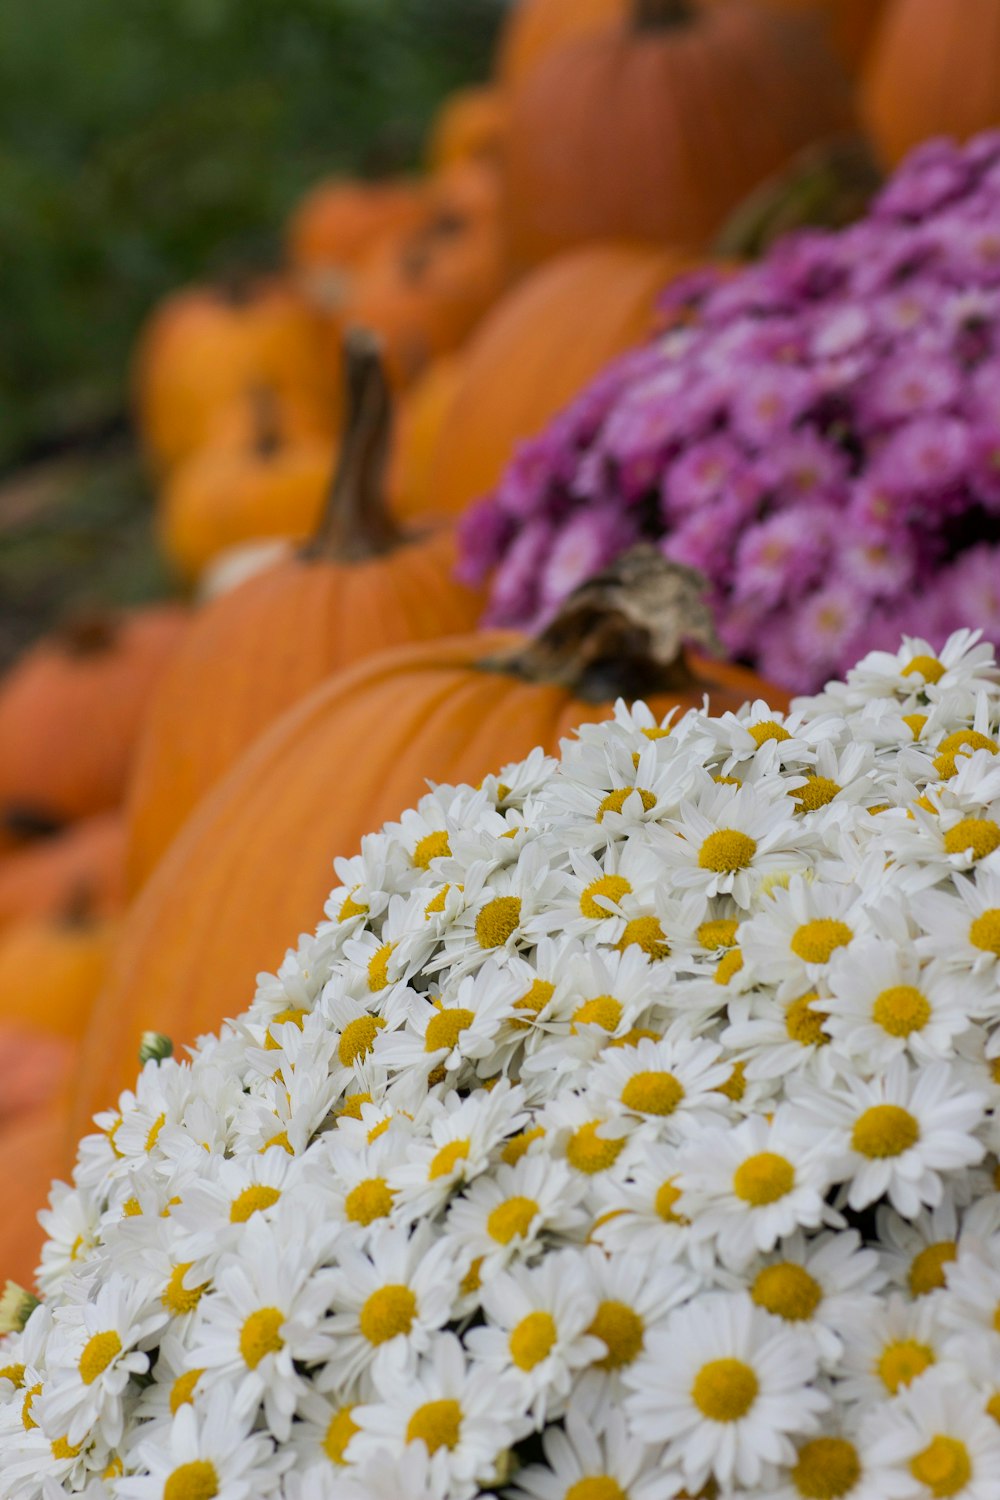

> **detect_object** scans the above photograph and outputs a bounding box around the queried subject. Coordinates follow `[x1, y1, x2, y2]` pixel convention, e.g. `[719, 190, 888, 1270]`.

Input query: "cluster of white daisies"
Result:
[4, 630, 1000, 1500]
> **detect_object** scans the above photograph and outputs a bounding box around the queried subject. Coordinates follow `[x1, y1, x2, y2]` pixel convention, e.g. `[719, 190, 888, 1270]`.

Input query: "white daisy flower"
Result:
[444, 1157, 588, 1278]
[116, 1386, 286, 1500]
[835, 1291, 955, 1406]
[507, 1401, 677, 1500]
[654, 778, 809, 906]
[744, 1229, 886, 1367]
[862, 1365, 1000, 1500]
[824, 940, 975, 1067]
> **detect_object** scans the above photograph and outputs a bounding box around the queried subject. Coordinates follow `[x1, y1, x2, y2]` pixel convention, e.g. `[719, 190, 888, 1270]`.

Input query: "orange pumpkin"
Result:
[426, 85, 508, 171]
[0, 813, 124, 931]
[0, 907, 116, 1042]
[0, 606, 186, 832]
[388, 353, 465, 523]
[759, 0, 889, 75]
[427, 241, 689, 520]
[497, 0, 626, 85]
[0, 1094, 74, 1288]
[127, 333, 483, 891]
[341, 162, 507, 388]
[158, 389, 336, 581]
[133, 278, 339, 474]
[504, 0, 855, 268]
[863, 0, 1000, 166]
[286, 177, 427, 308]
[74, 552, 786, 1130]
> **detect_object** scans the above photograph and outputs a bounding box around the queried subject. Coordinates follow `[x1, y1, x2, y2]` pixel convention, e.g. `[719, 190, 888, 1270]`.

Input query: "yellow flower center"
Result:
[970, 908, 1000, 955]
[572, 996, 623, 1032]
[943, 817, 1000, 861]
[699, 830, 758, 872]
[145, 1112, 166, 1151]
[460, 1257, 483, 1296]
[656, 1177, 688, 1223]
[425, 1007, 474, 1053]
[51, 1437, 81, 1461]
[428, 1138, 470, 1180]
[872, 985, 930, 1036]
[587, 1300, 644, 1370]
[345, 1178, 394, 1226]
[748, 721, 791, 748]
[510, 978, 554, 1030]
[264, 1007, 308, 1050]
[367, 943, 395, 992]
[501, 1126, 544, 1166]
[616, 915, 670, 960]
[565, 1481, 625, 1500]
[986, 1392, 1000, 1426]
[903, 712, 928, 739]
[691, 1359, 759, 1421]
[698, 918, 739, 950]
[791, 776, 841, 812]
[103, 1458, 124, 1479]
[323, 1405, 359, 1464]
[239, 1307, 284, 1370]
[714, 948, 744, 986]
[122, 1196, 142, 1218]
[785, 992, 829, 1046]
[162, 1263, 207, 1316]
[791, 919, 853, 964]
[338, 887, 368, 922]
[580, 874, 632, 918]
[230, 1184, 281, 1223]
[487, 1196, 539, 1245]
[733, 1151, 795, 1206]
[621, 1070, 685, 1116]
[21, 1382, 41, 1430]
[791, 1437, 861, 1498]
[610, 1026, 661, 1048]
[509, 1310, 557, 1371]
[752, 1263, 822, 1322]
[475, 895, 521, 948]
[261, 1130, 292, 1155]
[424, 884, 452, 917]
[406, 1398, 462, 1453]
[597, 787, 656, 821]
[902, 654, 945, 684]
[359, 1284, 417, 1345]
[852, 1104, 919, 1158]
[338, 1091, 371, 1119]
[413, 831, 450, 868]
[877, 1338, 935, 1394]
[935, 729, 998, 777]
[566, 1121, 626, 1174]
[78, 1330, 122, 1385]
[169, 1368, 203, 1414]
[164, 1462, 219, 1500]
[909, 1436, 972, 1497]
[908, 1241, 957, 1298]
[339, 1014, 386, 1067]
[0, 1363, 25, 1388]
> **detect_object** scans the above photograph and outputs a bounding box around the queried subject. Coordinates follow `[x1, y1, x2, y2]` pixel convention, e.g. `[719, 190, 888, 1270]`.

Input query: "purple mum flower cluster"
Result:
[459, 133, 1000, 693]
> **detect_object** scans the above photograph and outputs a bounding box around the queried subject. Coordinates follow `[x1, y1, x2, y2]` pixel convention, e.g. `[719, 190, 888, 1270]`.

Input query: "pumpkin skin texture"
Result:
[426, 85, 508, 171]
[504, 0, 855, 268]
[341, 163, 507, 388]
[429, 241, 687, 519]
[133, 279, 339, 474]
[388, 353, 464, 523]
[0, 607, 186, 831]
[0, 813, 124, 931]
[0, 1094, 73, 1288]
[286, 177, 426, 283]
[0, 911, 115, 1042]
[863, 0, 1000, 166]
[760, 0, 888, 76]
[127, 337, 482, 890]
[497, 0, 626, 85]
[74, 557, 783, 1132]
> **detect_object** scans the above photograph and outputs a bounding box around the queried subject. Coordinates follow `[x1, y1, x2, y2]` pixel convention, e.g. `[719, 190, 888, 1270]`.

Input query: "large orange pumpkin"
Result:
[0, 907, 116, 1042]
[73, 552, 785, 1132]
[427, 241, 689, 520]
[126, 334, 483, 891]
[341, 162, 508, 388]
[760, 0, 889, 76]
[285, 177, 427, 308]
[0, 812, 124, 931]
[426, 85, 508, 172]
[388, 353, 465, 523]
[863, 0, 1000, 166]
[134, 278, 340, 474]
[0, 1095, 73, 1288]
[504, 0, 855, 268]
[158, 389, 336, 581]
[497, 0, 626, 85]
[0, 606, 186, 832]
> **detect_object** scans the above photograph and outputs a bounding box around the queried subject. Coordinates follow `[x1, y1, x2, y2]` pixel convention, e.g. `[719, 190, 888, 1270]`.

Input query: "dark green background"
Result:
[0, 0, 504, 470]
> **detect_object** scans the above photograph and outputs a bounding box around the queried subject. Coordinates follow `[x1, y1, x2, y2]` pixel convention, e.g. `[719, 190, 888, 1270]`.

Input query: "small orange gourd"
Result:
[426, 85, 508, 171]
[75, 551, 785, 1130]
[0, 813, 124, 931]
[286, 177, 427, 307]
[127, 333, 482, 890]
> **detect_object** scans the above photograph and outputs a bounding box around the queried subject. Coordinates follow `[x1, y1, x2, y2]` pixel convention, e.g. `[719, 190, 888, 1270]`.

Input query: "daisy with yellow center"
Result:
[656, 780, 806, 907]
[824, 939, 973, 1069]
[444, 1157, 587, 1275]
[863, 1366, 1000, 1500]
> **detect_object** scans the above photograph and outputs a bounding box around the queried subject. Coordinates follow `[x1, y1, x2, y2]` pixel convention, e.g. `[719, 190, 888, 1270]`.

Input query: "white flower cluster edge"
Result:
[3, 631, 1000, 1500]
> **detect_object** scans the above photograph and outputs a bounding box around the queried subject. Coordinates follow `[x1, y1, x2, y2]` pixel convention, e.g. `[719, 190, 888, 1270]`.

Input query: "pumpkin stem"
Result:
[250, 384, 284, 459]
[302, 328, 404, 563]
[481, 545, 723, 703]
[634, 0, 696, 30]
[56, 609, 120, 657]
[1, 804, 65, 842]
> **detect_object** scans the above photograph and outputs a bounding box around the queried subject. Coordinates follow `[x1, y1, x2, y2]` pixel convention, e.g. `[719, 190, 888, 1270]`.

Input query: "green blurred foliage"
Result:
[0, 0, 505, 468]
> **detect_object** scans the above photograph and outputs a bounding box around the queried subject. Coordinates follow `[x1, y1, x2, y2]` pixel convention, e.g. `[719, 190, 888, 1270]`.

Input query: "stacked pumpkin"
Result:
[4, 0, 999, 1320]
